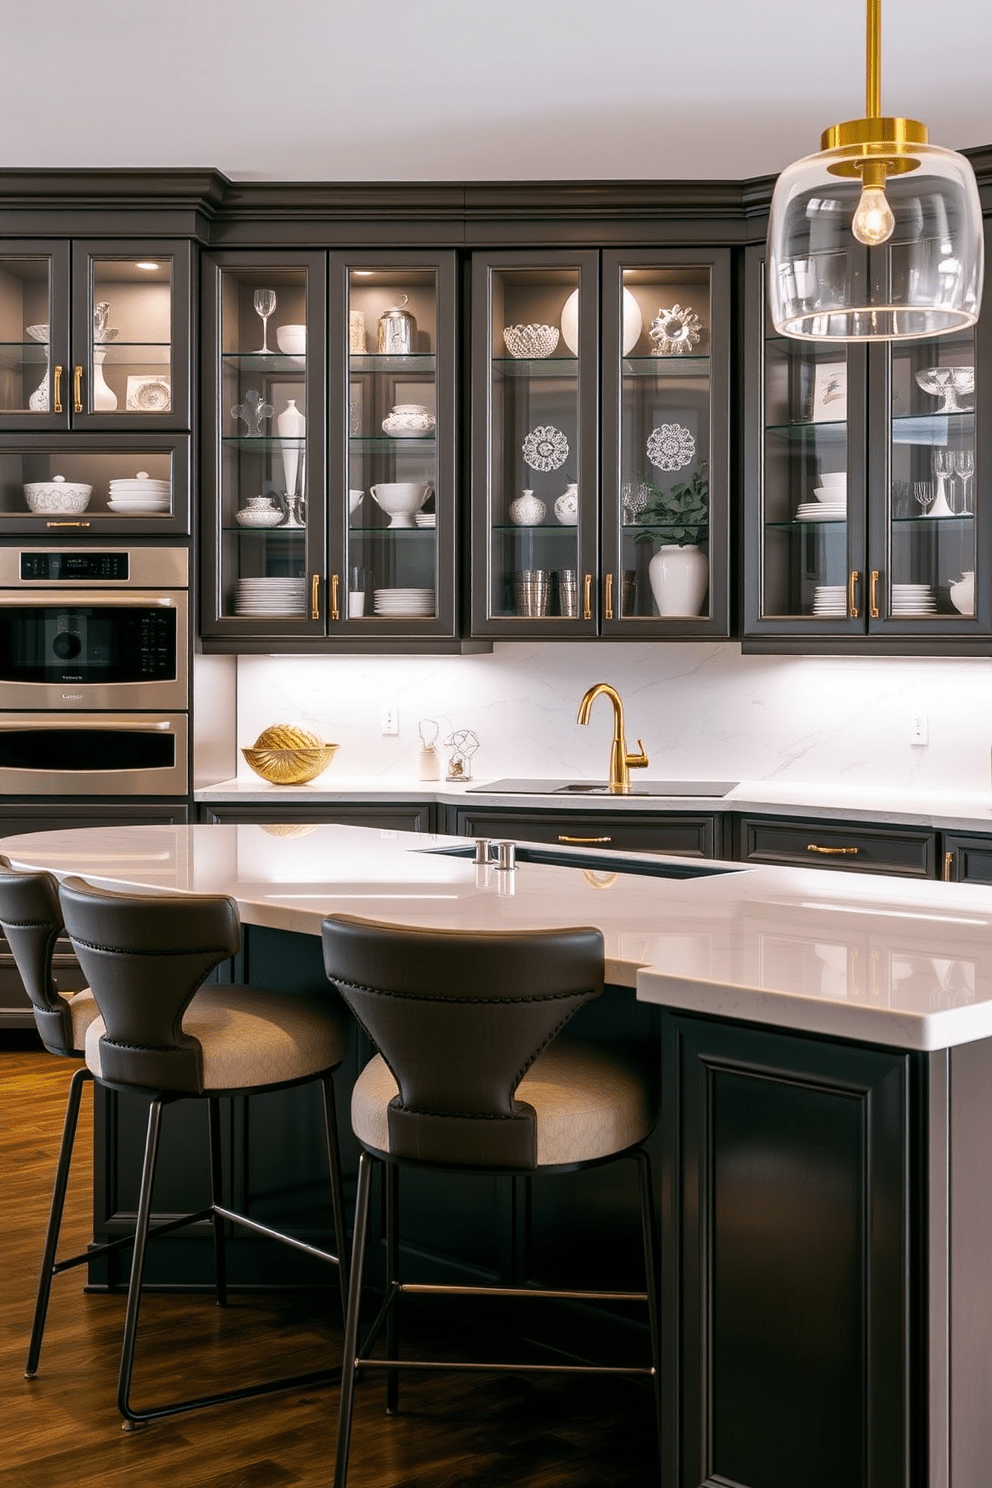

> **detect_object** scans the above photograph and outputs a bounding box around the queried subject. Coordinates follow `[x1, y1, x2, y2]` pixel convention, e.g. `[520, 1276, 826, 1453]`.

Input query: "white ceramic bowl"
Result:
[502, 324, 559, 359]
[276, 324, 307, 355]
[369, 481, 431, 528]
[24, 476, 92, 513]
[813, 486, 846, 502]
[236, 507, 284, 528]
[818, 471, 847, 486]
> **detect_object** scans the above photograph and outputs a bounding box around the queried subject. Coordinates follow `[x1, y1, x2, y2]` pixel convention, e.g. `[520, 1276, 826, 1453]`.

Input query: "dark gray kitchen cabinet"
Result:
[198, 800, 438, 832]
[940, 830, 992, 883]
[448, 804, 727, 858]
[735, 812, 938, 878]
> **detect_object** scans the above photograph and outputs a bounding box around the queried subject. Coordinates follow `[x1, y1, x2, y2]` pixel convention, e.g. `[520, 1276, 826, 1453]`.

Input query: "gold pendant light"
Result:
[767, 0, 984, 340]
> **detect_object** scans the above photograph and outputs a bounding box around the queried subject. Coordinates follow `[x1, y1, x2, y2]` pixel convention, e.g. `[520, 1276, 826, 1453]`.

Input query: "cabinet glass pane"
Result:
[0, 256, 53, 415]
[887, 333, 975, 618]
[347, 269, 438, 621]
[0, 446, 177, 523]
[486, 268, 581, 621]
[619, 266, 712, 620]
[762, 333, 852, 620]
[89, 258, 174, 416]
[219, 267, 309, 620]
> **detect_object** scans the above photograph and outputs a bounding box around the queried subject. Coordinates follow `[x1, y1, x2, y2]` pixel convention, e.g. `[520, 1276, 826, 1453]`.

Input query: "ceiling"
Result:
[3, 0, 991, 185]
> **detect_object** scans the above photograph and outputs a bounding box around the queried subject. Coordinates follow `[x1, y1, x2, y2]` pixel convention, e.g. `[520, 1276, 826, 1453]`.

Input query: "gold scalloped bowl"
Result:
[241, 724, 338, 785]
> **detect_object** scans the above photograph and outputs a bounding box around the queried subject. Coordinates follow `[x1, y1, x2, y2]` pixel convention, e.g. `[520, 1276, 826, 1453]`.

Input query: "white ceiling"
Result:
[3, 0, 991, 184]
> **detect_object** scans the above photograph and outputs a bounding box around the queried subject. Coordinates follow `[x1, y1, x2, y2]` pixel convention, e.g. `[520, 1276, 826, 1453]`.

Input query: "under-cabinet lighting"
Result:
[134, 261, 159, 271]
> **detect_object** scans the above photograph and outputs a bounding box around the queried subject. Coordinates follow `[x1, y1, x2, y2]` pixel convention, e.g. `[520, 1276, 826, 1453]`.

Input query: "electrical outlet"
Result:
[910, 713, 928, 746]
[381, 704, 399, 736]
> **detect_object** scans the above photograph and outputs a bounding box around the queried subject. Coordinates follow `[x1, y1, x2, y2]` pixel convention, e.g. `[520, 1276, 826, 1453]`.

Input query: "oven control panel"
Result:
[20, 551, 130, 582]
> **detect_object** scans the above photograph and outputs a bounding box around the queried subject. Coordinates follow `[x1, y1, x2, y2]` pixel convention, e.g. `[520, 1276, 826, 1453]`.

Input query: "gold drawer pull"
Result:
[45, 520, 91, 528]
[604, 572, 614, 620]
[53, 364, 63, 413]
[73, 364, 83, 413]
[848, 569, 859, 618]
[870, 569, 880, 618]
[312, 573, 323, 620]
[558, 834, 612, 844]
[943, 850, 955, 882]
[807, 843, 859, 855]
[583, 573, 593, 620]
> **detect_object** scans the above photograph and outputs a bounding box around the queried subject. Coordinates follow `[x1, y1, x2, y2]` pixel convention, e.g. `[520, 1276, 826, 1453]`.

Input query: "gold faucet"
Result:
[576, 682, 649, 794]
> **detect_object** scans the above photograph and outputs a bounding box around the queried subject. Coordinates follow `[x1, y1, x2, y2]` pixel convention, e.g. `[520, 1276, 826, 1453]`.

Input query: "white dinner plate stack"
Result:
[414, 513, 436, 528]
[234, 577, 307, 616]
[107, 476, 171, 514]
[891, 583, 936, 615]
[812, 584, 848, 616]
[796, 501, 846, 522]
[373, 587, 435, 617]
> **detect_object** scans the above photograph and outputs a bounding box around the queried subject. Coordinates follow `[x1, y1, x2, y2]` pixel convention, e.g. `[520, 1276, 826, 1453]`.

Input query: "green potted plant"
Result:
[633, 463, 710, 617]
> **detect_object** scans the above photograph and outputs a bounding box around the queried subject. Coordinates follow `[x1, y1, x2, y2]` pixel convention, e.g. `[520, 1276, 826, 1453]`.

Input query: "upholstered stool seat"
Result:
[351, 1039, 654, 1166]
[322, 913, 662, 1488]
[26, 871, 353, 1428]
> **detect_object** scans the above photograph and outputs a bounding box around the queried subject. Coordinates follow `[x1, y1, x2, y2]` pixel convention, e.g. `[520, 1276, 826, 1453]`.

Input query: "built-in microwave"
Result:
[0, 711, 188, 796]
[0, 547, 188, 710]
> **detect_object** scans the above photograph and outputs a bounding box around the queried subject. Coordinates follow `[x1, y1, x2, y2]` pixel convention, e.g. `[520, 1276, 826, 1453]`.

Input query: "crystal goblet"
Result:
[914, 365, 975, 414]
[253, 289, 277, 354]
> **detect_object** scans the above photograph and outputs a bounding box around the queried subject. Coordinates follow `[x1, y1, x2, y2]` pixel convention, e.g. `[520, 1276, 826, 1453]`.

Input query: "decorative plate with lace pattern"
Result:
[646, 423, 695, 472]
[522, 424, 569, 473]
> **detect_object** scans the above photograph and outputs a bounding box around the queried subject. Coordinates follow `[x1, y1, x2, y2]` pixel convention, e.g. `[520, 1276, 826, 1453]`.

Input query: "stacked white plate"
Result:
[812, 584, 848, 616]
[414, 513, 436, 528]
[234, 577, 307, 616]
[891, 583, 936, 615]
[373, 587, 435, 617]
[108, 475, 171, 514]
[796, 502, 846, 522]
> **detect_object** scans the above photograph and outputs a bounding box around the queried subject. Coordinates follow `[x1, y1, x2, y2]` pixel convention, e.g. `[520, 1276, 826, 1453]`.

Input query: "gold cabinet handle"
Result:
[312, 573, 322, 620]
[73, 365, 83, 413]
[605, 572, 614, 621]
[943, 850, 955, 882]
[53, 364, 63, 414]
[807, 843, 859, 855]
[870, 569, 880, 618]
[848, 570, 860, 619]
[45, 520, 91, 528]
[582, 573, 593, 621]
[329, 573, 339, 621]
[558, 834, 612, 844]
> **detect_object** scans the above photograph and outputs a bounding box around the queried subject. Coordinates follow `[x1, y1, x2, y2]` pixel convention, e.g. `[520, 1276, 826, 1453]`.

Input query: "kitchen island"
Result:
[4, 820, 992, 1488]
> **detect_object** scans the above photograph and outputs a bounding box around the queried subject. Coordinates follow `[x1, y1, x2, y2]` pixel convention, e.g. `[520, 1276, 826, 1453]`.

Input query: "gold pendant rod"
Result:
[866, 0, 881, 119]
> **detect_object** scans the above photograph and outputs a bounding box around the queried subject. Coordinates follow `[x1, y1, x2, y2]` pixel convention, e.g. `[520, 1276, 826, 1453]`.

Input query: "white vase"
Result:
[648, 544, 709, 617]
[92, 347, 117, 411]
[277, 398, 306, 496]
[509, 489, 547, 526]
[554, 482, 579, 525]
[949, 570, 975, 615]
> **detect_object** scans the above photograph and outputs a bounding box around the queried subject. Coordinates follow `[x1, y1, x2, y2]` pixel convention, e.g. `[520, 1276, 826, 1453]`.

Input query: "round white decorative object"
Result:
[502, 323, 560, 359]
[646, 423, 696, 472]
[23, 474, 92, 513]
[554, 483, 579, 525]
[276, 323, 307, 355]
[382, 404, 435, 437]
[560, 287, 642, 356]
[649, 303, 703, 356]
[236, 507, 284, 528]
[509, 490, 547, 526]
[522, 424, 569, 473]
[648, 544, 709, 617]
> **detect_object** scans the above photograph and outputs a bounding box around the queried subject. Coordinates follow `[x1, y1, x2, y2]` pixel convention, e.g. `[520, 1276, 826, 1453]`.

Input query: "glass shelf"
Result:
[222, 352, 306, 373]
[351, 354, 435, 375]
[222, 435, 305, 450]
[349, 437, 436, 452]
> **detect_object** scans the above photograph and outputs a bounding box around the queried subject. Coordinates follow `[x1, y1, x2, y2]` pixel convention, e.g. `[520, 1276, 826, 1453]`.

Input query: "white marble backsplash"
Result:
[231, 642, 992, 794]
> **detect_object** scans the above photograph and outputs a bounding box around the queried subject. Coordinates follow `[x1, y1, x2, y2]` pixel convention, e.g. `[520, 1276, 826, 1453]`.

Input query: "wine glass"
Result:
[953, 450, 975, 514]
[930, 450, 956, 517]
[253, 289, 276, 354]
[914, 481, 933, 515]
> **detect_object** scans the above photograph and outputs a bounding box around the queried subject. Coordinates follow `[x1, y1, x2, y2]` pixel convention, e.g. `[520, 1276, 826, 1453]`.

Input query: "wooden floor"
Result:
[1, 1035, 659, 1487]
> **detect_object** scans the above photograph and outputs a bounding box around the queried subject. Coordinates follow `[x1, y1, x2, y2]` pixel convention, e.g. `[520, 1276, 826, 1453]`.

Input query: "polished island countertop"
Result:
[4, 820, 992, 1055]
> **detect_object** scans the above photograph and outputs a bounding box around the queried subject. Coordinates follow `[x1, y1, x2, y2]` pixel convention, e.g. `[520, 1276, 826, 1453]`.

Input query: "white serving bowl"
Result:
[818, 471, 847, 486]
[813, 486, 846, 502]
[276, 324, 307, 355]
[369, 481, 431, 528]
[236, 506, 284, 527]
[24, 476, 92, 513]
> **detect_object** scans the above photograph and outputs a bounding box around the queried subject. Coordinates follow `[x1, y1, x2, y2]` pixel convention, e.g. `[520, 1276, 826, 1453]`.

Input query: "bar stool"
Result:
[48, 872, 351, 1427]
[320, 913, 662, 1487]
[0, 855, 104, 1378]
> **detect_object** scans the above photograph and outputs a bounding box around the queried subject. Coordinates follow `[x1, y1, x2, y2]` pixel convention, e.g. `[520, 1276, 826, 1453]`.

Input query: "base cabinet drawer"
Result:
[449, 807, 725, 858]
[941, 832, 992, 884]
[198, 802, 437, 833]
[735, 815, 937, 878]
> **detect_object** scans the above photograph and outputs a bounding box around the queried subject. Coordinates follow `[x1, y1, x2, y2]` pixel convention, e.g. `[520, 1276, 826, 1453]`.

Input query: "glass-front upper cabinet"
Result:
[601, 248, 730, 638]
[745, 236, 988, 648]
[471, 252, 599, 637]
[331, 252, 457, 640]
[0, 240, 190, 432]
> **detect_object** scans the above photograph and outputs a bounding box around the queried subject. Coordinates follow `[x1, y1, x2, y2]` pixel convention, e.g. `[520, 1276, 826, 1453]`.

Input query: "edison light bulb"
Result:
[852, 185, 895, 246]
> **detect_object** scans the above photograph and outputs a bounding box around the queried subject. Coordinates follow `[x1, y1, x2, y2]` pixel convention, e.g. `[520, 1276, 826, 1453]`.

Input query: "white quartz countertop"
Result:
[5, 821, 992, 1054]
[195, 775, 992, 833]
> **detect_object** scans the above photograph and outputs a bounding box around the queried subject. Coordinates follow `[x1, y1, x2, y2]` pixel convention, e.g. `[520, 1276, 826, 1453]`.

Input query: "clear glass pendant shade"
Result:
[768, 139, 984, 340]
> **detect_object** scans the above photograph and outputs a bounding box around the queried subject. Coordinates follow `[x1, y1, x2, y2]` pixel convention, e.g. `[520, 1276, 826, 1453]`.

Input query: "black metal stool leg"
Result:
[384, 1161, 400, 1415]
[207, 1097, 228, 1308]
[634, 1148, 663, 1478]
[321, 1073, 349, 1316]
[24, 1065, 93, 1378]
[334, 1150, 374, 1488]
[117, 1095, 166, 1428]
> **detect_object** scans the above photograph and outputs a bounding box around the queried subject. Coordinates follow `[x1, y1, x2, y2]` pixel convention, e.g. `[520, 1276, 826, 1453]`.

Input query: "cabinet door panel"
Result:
[198, 802, 436, 832]
[451, 806, 723, 858]
[736, 813, 936, 877]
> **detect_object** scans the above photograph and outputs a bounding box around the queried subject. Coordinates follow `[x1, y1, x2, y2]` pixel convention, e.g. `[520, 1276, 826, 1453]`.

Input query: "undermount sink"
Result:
[467, 778, 738, 798]
[423, 842, 739, 880]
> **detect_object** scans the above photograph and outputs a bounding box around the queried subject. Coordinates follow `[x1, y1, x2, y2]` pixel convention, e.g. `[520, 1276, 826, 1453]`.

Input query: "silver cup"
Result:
[555, 568, 577, 617]
[514, 569, 551, 617]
